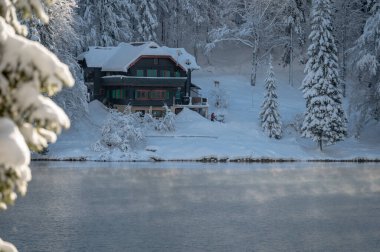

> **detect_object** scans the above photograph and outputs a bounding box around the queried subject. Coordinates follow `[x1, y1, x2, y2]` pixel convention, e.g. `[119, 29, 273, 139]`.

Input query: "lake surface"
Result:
[1, 162, 380, 252]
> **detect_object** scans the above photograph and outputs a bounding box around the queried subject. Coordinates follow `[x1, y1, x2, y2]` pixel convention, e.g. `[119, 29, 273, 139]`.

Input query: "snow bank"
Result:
[88, 100, 109, 125]
[176, 108, 208, 123]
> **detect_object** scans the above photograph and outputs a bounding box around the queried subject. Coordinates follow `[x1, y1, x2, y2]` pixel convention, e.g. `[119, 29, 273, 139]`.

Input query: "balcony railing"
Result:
[173, 96, 208, 107]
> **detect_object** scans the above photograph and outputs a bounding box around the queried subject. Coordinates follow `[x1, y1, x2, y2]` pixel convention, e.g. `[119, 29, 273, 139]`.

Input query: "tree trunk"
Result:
[161, 18, 165, 43]
[175, 0, 179, 48]
[205, 25, 211, 65]
[251, 35, 258, 86]
[319, 138, 323, 151]
[289, 24, 294, 86]
[193, 24, 199, 61]
[341, 1, 348, 97]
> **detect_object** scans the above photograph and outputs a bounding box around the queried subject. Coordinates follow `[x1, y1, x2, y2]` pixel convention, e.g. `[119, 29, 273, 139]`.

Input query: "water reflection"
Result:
[0, 162, 379, 251]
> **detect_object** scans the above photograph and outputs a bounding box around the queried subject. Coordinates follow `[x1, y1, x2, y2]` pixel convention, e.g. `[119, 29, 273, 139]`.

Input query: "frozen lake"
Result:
[1, 161, 380, 251]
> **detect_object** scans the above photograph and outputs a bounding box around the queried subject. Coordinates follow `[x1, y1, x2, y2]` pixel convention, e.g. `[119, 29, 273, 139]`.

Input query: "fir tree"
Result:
[349, 1, 380, 135]
[301, 0, 347, 151]
[0, 0, 73, 250]
[260, 55, 282, 139]
[132, 0, 158, 41]
[78, 0, 132, 47]
[281, 0, 306, 86]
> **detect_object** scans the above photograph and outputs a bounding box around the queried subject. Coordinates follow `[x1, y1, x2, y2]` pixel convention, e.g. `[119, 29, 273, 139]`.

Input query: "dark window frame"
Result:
[136, 69, 144, 77]
[161, 70, 171, 77]
[135, 89, 170, 100]
[147, 69, 158, 77]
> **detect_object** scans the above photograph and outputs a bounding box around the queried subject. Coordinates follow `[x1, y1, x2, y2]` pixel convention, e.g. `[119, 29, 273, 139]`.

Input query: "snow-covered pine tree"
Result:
[131, 0, 158, 41]
[0, 0, 73, 208]
[334, 0, 369, 97]
[301, 0, 347, 151]
[78, 0, 132, 47]
[349, 0, 380, 135]
[281, 0, 306, 86]
[260, 55, 282, 139]
[156, 0, 169, 43]
[0, 0, 74, 250]
[36, 0, 88, 122]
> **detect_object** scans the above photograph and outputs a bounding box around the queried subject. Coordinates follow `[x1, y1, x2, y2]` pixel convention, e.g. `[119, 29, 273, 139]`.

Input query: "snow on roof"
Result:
[79, 42, 200, 72]
[78, 46, 117, 68]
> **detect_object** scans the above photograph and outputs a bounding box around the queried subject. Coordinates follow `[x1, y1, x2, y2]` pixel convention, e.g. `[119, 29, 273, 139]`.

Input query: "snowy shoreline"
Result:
[31, 157, 380, 163]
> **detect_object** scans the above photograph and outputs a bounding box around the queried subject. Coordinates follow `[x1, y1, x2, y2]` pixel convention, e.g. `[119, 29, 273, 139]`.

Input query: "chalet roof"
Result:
[78, 42, 200, 72]
[77, 46, 116, 68]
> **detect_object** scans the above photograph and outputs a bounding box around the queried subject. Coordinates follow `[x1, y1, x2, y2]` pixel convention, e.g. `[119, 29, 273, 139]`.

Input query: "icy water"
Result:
[1, 162, 380, 252]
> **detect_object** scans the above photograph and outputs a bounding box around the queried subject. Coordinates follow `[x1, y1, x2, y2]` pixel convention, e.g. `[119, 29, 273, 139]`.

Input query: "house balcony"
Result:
[101, 75, 187, 87]
[173, 96, 208, 108]
[172, 96, 209, 117]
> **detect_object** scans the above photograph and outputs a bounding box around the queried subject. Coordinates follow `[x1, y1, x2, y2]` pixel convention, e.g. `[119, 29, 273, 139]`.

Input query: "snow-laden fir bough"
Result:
[0, 1, 74, 250]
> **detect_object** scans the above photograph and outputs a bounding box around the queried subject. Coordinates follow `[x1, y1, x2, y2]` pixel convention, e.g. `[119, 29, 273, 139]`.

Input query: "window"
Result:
[135, 90, 170, 100]
[154, 58, 159, 65]
[111, 89, 125, 99]
[161, 70, 171, 77]
[136, 69, 144, 77]
[147, 69, 157, 77]
[175, 71, 181, 77]
[135, 90, 148, 99]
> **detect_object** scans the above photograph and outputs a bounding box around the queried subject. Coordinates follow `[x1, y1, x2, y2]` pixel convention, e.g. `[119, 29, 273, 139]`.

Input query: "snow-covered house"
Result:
[78, 42, 208, 117]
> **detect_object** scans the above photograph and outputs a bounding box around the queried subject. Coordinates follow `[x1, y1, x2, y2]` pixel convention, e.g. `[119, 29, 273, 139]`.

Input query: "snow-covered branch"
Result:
[0, 0, 51, 36]
[0, 0, 73, 211]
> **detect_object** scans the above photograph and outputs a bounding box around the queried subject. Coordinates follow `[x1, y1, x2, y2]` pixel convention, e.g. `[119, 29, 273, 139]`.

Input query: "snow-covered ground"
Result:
[35, 49, 380, 162]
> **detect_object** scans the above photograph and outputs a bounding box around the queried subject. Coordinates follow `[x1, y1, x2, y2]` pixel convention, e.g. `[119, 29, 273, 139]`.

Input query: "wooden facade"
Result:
[79, 44, 208, 117]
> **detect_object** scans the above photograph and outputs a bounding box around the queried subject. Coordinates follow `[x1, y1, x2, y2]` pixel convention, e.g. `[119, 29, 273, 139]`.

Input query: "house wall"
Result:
[105, 87, 178, 107]
[82, 56, 204, 117]
[83, 67, 103, 101]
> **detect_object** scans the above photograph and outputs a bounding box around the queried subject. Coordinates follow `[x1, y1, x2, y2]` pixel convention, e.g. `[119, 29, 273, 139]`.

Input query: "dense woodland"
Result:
[28, 0, 379, 136]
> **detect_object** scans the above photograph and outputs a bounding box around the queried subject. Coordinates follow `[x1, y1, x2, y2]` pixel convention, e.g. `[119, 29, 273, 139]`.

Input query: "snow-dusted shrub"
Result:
[139, 106, 176, 133]
[156, 105, 176, 132]
[284, 113, 304, 134]
[94, 110, 145, 152]
[142, 112, 157, 131]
